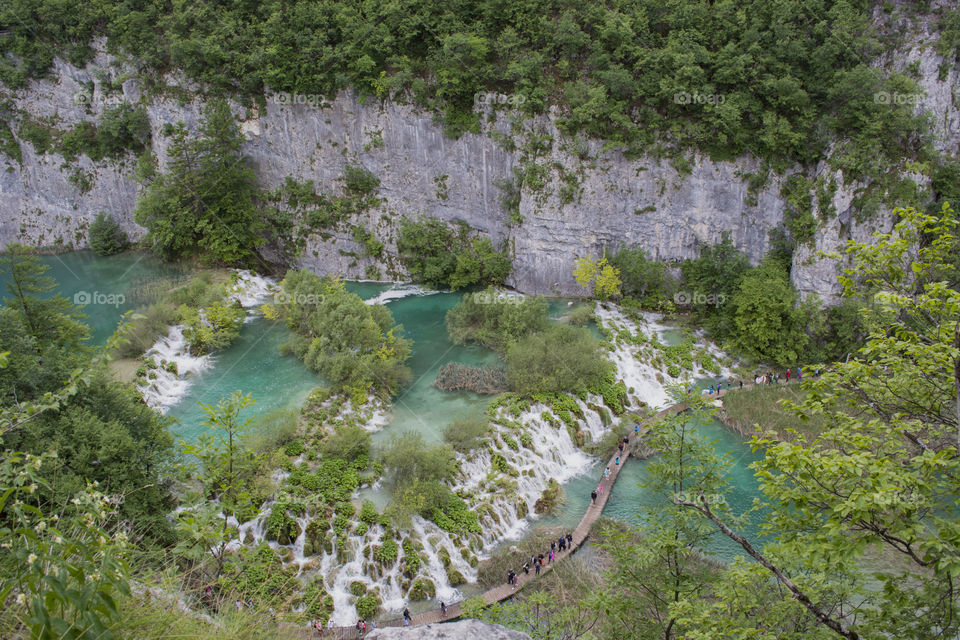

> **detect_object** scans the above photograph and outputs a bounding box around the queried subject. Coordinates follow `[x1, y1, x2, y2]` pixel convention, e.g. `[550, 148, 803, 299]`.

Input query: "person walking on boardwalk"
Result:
[566, 533, 573, 547]
[535, 557, 542, 575]
[441, 601, 447, 618]
[615, 455, 620, 466]
[786, 368, 791, 381]
[403, 607, 411, 627]
[634, 423, 640, 435]
[314, 619, 323, 637]
[551, 540, 557, 554]
[604, 466, 610, 478]
[591, 489, 597, 503]
[523, 561, 530, 575]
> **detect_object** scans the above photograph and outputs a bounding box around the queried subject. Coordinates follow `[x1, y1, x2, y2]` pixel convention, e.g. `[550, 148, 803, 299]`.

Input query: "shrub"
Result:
[350, 581, 367, 597]
[274, 270, 412, 397]
[444, 415, 490, 453]
[355, 593, 381, 619]
[396, 218, 511, 290]
[506, 325, 613, 396]
[88, 212, 128, 256]
[284, 439, 305, 456]
[341, 164, 380, 195]
[445, 289, 549, 352]
[181, 300, 245, 356]
[375, 538, 398, 564]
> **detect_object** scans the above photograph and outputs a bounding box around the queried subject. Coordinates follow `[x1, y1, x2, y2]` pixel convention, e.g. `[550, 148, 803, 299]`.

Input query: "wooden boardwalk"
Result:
[296, 382, 768, 638]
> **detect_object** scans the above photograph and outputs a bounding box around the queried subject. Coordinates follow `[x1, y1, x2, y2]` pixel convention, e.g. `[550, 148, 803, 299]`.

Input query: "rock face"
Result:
[1, 33, 958, 302]
[367, 620, 531, 640]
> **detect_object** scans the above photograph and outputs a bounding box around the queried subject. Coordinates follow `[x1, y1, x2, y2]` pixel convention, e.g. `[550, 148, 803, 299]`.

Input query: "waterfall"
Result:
[136, 270, 277, 412]
[364, 284, 437, 306]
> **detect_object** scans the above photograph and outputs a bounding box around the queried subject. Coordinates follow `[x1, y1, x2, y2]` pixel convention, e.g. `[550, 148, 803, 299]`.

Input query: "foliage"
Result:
[355, 593, 380, 619]
[573, 255, 621, 300]
[59, 104, 151, 162]
[446, 288, 549, 352]
[0, 452, 132, 640]
[679, 232, 752, 339]
[506, 325, 613, 396]
[726, 259, 810, 366]
[181, 300, 245, 356]
[608, 246, 673, 307]
[133, 100, 272, 266]
[274, 270, 412, 397]
[443, 414, 491, 453]
[396, 218, 511, 290]
[87, 212, 128, 256]
[671, 205, 960, 639]
[381, 431, 456, 490]
[341, 165, 380, 195]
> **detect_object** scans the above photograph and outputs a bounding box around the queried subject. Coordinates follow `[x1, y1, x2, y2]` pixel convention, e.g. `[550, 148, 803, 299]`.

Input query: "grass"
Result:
[720, 383, 824, 442]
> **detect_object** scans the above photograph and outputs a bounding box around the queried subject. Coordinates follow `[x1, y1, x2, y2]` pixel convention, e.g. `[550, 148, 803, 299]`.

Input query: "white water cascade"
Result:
[136, 270, 277, 412]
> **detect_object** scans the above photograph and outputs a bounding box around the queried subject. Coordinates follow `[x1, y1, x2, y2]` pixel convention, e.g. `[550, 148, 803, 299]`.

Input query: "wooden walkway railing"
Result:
[293, 381, 773, 638]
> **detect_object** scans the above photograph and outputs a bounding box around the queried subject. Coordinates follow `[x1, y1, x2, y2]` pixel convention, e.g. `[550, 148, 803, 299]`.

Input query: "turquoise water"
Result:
[7, 252, 767, 561]
[165, 316, 322, 441]
[523, 417, 766, 562]
[10, 250, 184, 345]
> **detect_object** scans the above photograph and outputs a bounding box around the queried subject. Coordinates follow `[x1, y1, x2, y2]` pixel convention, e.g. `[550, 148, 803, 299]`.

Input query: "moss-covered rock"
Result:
[534, 478, 564, 514]
[446, 567, 466, 586]
[408, 577, 436, 600]
[355, 593, 380, 619]
[350, 581, 367, 597]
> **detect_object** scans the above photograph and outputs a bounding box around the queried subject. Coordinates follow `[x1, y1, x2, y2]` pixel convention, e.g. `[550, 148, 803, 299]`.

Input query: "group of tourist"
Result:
[697, 366, 819, 397]
[508, 533, 575, 588]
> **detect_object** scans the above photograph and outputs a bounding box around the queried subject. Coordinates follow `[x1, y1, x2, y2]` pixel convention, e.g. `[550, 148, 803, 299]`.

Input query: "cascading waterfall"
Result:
[136, 270, 277, 412]
[212, 299, 735, 623]
[364, 284, 437, 306]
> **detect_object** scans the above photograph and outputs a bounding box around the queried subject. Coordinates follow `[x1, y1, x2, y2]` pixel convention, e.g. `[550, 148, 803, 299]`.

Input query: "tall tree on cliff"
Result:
[134, 99, 267, 266]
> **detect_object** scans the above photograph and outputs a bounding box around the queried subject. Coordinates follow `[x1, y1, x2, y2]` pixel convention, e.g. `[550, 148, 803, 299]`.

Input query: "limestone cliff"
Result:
[1, 32, 957, 302]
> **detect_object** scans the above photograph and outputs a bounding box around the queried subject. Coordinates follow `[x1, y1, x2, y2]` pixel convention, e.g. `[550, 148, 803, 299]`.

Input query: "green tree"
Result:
[445, 288, 549, 352]
[573, 255, 621, 300]
[675, 205, 960, 640]
[271, 270, 412, 397]
[590, 391, 729, 640]
[680, 232, 751, 339]
[87, 212, 128, 256]
[727, 259, 809, 365]
[608, 246, 673, 307]
[0, 244, 89, 354]
[506, 325, 612, 395]
[134, 100, 268, 266]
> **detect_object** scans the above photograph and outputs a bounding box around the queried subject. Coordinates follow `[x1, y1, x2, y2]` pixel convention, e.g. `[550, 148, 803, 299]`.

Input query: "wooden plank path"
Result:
[293, 380, 784, 638]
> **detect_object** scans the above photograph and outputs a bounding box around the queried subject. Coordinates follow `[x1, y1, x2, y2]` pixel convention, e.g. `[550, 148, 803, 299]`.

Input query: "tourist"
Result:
[535, 558, 541, 575]
[507, 569, 515, 586]
[634, 423, 640, 435]
[523, 561, 530, 575]
[590, 490, 597, 503]
[739, 379, 743, 390]
[615, 455, 620, 466]
[566, 533, 573, 546]
[355, 619, 363, 636]
[441, 601, 447, 618]
[551, 540, 556, 553]
[786, 369, 791, 381]
[403, 607, 412, 626]
[549, 550, 555, 563]
[559, 536, 565, 551]
[604, 466, 610, 478]
[598, 483, 603, 495]
[797, 367, 802, 380]
[618, 442, 624, 454]
[235, 600, 243, 611]
[314, 619, 323, 637]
